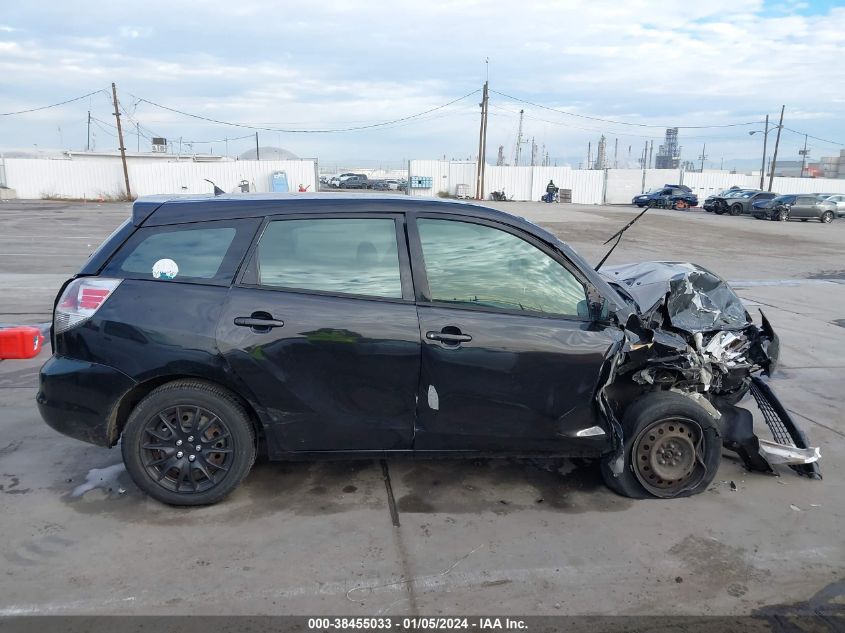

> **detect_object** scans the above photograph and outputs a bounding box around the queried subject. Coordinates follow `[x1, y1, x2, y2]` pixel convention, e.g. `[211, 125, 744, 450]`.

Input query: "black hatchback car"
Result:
[37, 194, 820, 505]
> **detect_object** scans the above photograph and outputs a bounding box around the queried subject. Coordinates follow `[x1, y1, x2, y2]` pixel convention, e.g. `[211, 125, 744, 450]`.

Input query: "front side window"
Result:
[417, 219, 587, 317]
[255, 218, 402, 299]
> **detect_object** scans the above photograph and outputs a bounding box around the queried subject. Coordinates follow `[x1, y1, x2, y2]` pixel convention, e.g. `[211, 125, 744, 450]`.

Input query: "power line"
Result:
[131, 90, 481, 133]
[0, 88, 108, 116]
[489, 89, 760, 129]
[782, 126, 845, 147]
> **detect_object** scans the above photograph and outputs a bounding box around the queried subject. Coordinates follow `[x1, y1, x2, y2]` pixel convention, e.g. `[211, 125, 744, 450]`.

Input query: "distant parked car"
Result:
[632, 185, 697, 209]
[716, 190, 779, 216]
[752, 194, 836, 223]
[703, 187, 745, 212]
[817, 194, 845, 218]
[710, 189, 757, 215]
[329, 173, 358, 188]
[339, 175, 369, 189]
[371, 180, 390, 191]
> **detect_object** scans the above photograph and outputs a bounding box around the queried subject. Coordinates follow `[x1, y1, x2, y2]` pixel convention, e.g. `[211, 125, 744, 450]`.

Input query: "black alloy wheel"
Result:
[121, 380, 256, 505]
[730, 203, 743, 216]
[140, 405, 232, 494]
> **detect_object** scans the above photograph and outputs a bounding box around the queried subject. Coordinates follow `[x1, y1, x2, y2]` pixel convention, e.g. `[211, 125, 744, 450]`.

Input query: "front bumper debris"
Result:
[749, 376, 822, 479]
[600, 261, 822, 482]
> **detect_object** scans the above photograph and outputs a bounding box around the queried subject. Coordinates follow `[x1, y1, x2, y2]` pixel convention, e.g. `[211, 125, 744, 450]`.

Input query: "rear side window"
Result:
[103, 219, 259, 284]
[253, 218, 402, 299]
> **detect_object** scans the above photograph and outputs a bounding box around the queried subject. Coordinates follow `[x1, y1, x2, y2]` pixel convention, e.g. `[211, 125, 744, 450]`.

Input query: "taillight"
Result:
[54, 277, 122, 334]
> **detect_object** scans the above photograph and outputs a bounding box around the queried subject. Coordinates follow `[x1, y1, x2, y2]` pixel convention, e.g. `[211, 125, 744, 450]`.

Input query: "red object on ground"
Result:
[0, 326, 44, 360]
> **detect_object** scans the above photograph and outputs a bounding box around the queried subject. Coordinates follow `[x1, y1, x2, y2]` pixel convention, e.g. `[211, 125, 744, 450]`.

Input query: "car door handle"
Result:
[234, 316, 285, 329]
[426, 331, 472, 344]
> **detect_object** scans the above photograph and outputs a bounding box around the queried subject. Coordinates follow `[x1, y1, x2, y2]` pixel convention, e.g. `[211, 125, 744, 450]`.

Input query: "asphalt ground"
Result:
[0, 198, 842, 617]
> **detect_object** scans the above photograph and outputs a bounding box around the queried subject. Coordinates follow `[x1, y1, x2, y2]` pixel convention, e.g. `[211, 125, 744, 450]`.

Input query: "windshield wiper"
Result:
[595, 207, 649, 271]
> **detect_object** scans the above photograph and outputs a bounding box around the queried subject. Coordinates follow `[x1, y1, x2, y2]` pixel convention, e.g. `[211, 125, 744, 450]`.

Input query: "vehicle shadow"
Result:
[58, 453, 631, 522]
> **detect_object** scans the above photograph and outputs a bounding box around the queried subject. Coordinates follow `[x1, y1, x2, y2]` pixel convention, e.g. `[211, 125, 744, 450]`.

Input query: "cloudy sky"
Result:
[2, 0, 844, 169]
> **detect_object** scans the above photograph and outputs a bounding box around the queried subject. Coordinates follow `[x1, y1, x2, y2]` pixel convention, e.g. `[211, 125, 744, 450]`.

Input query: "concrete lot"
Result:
[0, 198, 843, 616]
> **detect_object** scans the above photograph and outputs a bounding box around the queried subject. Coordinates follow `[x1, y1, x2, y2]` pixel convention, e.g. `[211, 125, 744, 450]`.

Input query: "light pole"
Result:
[749, 114, 771, 190]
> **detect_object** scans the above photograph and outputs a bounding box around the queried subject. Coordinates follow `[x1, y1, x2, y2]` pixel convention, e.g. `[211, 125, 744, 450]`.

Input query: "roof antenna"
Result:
[203, 179, 225, 196]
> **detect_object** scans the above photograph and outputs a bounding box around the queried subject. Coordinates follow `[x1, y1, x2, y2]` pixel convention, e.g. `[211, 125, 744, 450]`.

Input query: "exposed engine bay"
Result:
[599, 261, 821, 481]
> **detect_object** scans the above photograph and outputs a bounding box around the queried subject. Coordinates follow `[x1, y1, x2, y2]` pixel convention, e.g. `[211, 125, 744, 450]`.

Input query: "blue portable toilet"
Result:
[271, 171, 289, 193]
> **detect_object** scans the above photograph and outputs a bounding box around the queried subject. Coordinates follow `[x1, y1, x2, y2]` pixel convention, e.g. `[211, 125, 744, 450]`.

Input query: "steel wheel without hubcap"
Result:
[141, 405, 232, 494]
[632, 417, 705, 497]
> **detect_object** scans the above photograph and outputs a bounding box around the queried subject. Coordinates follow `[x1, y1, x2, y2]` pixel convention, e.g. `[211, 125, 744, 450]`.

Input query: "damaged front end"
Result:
[599, 261, 821, 480]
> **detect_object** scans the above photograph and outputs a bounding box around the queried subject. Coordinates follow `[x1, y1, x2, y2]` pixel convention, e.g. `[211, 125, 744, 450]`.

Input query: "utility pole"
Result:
[514, 109, 524, 166]
[110, 82, 131, 198]
[225, 137, 229, 158]
[648, 140, 654, 169]
[86, 111, 91, 152]
[799, 133, 809, 178]
[641, 141, 648, 193]
[475, 79, 489, 200]
[613, 138, 618, 169]
[255, 132, 260, 160]
[136, 122, 140, 153]
[758, 114, 769, 189]
[587, 142, 592, 170]
[768, 105, 785, 192]
[699, 143, 707, 173]
[530, 137, 537, 167]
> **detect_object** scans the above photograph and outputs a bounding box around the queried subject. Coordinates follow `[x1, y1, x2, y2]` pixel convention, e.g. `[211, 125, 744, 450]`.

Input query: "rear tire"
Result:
[121, 380, 257, 506]
[601, 392, 721, 499]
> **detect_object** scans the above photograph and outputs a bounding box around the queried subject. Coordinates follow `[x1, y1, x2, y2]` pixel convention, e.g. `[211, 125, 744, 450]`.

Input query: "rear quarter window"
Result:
[102, 218, 260, 285]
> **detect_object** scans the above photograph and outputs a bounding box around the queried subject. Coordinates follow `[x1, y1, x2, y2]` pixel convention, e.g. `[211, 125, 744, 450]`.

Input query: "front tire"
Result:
[776, 207, 789, 221]
[601, 392, 721, 499]
[121, 380, 257, 506]
[821, 211, 834, 223]
[730, 203, 743, 216]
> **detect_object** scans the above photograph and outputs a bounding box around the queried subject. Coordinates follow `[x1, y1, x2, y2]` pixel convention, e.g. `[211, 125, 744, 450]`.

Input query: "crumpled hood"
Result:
[600, 261, 750, 333]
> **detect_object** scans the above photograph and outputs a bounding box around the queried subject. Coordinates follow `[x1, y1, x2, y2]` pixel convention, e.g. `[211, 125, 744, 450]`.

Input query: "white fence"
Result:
[408, 160, 845, 204]
[5, 156, 845, 204]
[1, 157, 318, 199]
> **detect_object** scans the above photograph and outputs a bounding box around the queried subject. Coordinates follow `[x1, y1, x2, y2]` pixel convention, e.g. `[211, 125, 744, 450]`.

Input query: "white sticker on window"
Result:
[152, 258, 179, 280]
